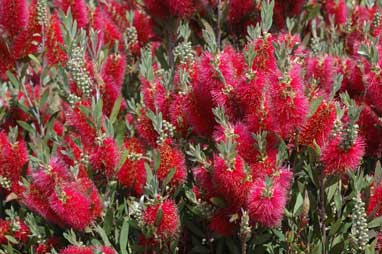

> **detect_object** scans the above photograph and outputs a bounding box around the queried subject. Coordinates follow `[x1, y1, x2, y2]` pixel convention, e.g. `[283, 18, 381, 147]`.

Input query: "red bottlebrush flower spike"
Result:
[157, 139, 186, 188]
[13, 219, 30, 243]
[92, 7, 123, 48]
[250, 36, 277, 73]
[76, 177, 103, 219]
[59, 246, 93, 254]
[0, 39, 15, 80]
[22, 184, 66, 226]
[116, 138, 147, 195]
[169, 93, 190, 136]
[0, 0, 28, 39]
[324, 0, 347, 26]
[49, 181, 94, 230]
[227, 0, 255, 25]
[136, 109, 158, 147]
[167, 0, 195, 17]
[269, 65, 308, 139]
[209, 209, 237, 236]
[366, 70, 382, 115]
[101, 53, 126, 89]
[247, 179, 288, 227]
[100, 77, 125, 116]
[142, 199, 180, 240]
[31, 157, 73, 196]
[143, 0, 169, 19]
[54, 0, 88, 28]
[0, 220, 10, 245]
[213, 155, 251, 208]
[321, 136, 365, 175]
[46, 14, 68, 66]
[299, 101, 336, 148]
[214, 122, 259, 163]
[89, 137, 119, 178]
[368, 183, 382, 217]
[12, 0, 43, 59]
[0, 132, 29, 194]
[358, 104, 382, 157]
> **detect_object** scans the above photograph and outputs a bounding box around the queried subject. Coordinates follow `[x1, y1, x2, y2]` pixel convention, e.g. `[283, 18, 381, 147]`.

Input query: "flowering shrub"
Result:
[1, 0, 382, 253]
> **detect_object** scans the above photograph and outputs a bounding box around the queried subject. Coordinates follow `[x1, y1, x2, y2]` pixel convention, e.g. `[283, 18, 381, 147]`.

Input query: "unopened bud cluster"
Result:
[373, 12, 381, 29]
[174, 41, 194, 65]
[239, 211, 252, 243]
[340, 123, 358, 150]
[67, 47, 92, 97]
[125, 26, 138, 47]
[156, 120, 176, 145]
[127, 152, 143, 161]
[350, 195, 369, 251]
[37, 0, 48, 26]
[0, 176, 11, 190]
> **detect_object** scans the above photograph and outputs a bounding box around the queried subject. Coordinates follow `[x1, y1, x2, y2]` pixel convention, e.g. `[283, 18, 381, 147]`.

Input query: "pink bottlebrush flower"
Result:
[368, 183, 382, 217]
[101, 53, 126, 89]
[13, 219, 30, 243]
[100, 77, 125, 116]
[358, 104, 382, 157]
[213, 155, 251, 208]
[36, 237, 61, 254]
[247, 179, 288, 227]
[59, 246, 93, 254]
[49, 181, 94, 230]
[250, 151, 278, 179]
[92, 7, 123, 48]
[209, 209, 237, 236]
[133, 10, 154, 48]
[12, 0, 43, 59]
[54, 0, 88, 28]
[143, 199, 180, 240]
[321, 136, 365, 175]
[65, 101, 97, 149]
[0, 132, 29, 194]
[366, 70, 382, 115]
[340, 58, 364, 97]
[269, 65, 308, 139]
[31, 157, 73, 196]
[116, 138, 147, 195]
[193, 166, 218, 199]
[274, 167, 293, 190]
[141, 78, 170, 118]
[169, 93, 190, 136]
[143, 0, 169, 19]
[250, 36, 277, 73]
[299, 101, 336, 148]
[46, 14, 68, 66]
[227, 0, 255, 25]
[167, 0, 195, 17]
[89, 137, 119, 178]
[213, 122, 259, 163]
[0, 0, 28, 39]
[0, 39, 15, 80]
[76, 177, 103, 219]
[157, 139, 186, 188]
[136, 109, 158, 147]
[305, 56, 339, 99]
[324, 0, 347, 26]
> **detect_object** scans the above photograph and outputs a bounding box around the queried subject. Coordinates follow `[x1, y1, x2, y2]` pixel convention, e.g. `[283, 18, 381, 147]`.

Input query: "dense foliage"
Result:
[1, 0, 382, 253]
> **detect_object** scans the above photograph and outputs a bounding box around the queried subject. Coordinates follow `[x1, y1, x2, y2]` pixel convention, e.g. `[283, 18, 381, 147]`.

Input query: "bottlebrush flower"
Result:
[46, 14, 68, 66]
[366, 70, 382, 115]
[144, 0, 195, 18]
[92, 7, 123, 48]
[0, 220, 10, 244]
[249, 36, 277, 73]
[30, 157, 74, 196]
[299, 101, 336, 148]
[320, 136, 365, 175]
[156, 139, 186, 188]
[169, 93, 190, 136]
[142, 199, 180, 240]
[368, 183, 382, 217]
[76, 177, 103, 219]
[0, 132, 28, 194]
[358, 104, 382, 157]
[12, 0, 43, 59]
[136, 109, 158, 147]
[89, 137, 119, 178]
[227, 0, 255, 25]
[247, 178, 288, 227]
[116, 138, 147, 195]
[49, 181, 94, 230]
[101, 53, 126, 89]
[269, 65, 308, 139]
[54, 0, 88, 28]
[214, 122, 259, 163]
[0, 0, 28, 39]
[324, 0, 347, 26]
[0, 39, 15, 80]
[209, 209, 237, 236]
[12, 219, 30, 243]
[59, 246, 93, 254]
[213, 155, 251, 208]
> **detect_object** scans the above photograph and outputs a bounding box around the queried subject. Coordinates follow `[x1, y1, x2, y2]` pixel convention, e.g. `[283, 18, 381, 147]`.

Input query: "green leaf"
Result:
[17, 120, 34, 133]
[162, 168, 176, 192]
[110, 96, 122, 124]
[210, 197, 226, 208]
[39, 88, 50, 109]
[293, 193, 303, 215]
[368, 216, 382, 228]
[120, 217, 130, 254]
[94, 225, 112, 246]
[6, 71, 21, 89]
